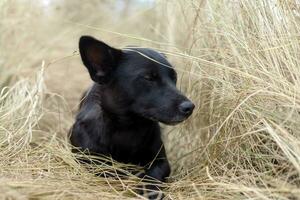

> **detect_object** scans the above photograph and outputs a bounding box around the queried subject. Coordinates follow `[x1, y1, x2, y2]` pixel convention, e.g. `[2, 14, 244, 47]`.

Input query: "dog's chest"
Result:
[108, 128, 152, 164]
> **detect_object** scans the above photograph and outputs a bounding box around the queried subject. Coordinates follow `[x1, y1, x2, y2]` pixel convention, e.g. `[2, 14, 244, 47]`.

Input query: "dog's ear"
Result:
[79, 36, 122, 84]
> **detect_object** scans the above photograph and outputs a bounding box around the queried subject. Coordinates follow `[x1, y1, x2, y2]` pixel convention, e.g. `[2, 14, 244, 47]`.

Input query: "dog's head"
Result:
[79, 36, 194, 125]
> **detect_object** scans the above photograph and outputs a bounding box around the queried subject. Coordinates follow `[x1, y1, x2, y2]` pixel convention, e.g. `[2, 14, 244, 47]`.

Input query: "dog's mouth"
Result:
[142, 114, 188, 125]
[159, 119, 185, 125]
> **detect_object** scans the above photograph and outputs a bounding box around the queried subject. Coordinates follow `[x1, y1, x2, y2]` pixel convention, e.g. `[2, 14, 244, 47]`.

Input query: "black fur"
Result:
[70, 36, 195, 199]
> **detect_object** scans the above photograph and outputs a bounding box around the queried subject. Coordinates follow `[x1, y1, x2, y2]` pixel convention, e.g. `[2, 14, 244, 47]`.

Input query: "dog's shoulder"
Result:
[76, 103, 101, 122]
[76, 84, 103, 122]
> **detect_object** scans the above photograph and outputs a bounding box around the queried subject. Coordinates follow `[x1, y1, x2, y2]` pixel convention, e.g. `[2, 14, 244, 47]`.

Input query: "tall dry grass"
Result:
[1, 0, 300, 199]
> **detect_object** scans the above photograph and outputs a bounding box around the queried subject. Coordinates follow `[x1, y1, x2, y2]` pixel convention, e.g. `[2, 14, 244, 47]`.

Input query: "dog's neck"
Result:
[88, 84, 157, 129]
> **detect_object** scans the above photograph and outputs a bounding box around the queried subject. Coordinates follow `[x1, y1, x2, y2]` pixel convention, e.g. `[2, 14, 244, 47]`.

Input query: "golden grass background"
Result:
[1, 0, 300, 199]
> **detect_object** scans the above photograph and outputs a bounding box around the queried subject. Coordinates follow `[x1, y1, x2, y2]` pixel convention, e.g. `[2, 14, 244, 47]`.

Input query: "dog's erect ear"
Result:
[79, 36, 122, 84]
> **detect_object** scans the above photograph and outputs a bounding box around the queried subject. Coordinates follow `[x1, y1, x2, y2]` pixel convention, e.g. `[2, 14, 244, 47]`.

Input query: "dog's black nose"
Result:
[179, 101, 195, 116]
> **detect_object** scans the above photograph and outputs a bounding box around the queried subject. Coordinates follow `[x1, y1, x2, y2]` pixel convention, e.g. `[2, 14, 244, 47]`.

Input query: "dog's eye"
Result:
[143, 74, 156, 81]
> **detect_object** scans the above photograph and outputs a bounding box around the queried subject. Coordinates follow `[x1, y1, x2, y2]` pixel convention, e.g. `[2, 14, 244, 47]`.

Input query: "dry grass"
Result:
[1, 0, 300, 199]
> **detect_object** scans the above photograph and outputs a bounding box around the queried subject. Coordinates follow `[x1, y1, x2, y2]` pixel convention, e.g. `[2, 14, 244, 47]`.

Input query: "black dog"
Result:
[70, 36, 194, 199]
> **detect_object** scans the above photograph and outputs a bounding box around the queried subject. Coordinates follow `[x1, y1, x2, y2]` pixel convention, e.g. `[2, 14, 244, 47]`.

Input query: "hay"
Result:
[1, 0, 300, 199]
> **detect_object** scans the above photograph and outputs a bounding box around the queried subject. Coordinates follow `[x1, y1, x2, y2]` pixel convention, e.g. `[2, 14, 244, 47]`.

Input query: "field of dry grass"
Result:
[1, 0, 300, 199]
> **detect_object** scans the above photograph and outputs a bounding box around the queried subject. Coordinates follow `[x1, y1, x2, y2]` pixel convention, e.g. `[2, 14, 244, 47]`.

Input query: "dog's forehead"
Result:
[122, 48, 174, 74]
[124, 47, 165, 59]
